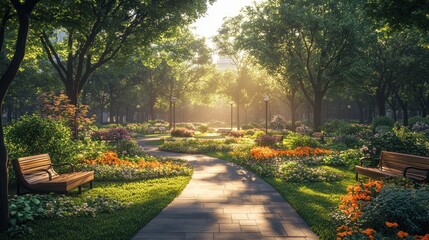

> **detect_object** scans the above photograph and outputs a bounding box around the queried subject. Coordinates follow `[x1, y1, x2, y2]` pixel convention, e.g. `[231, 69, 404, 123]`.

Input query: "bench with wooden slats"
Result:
[12, 154, 94, 194]
[355, 151, 429, 183]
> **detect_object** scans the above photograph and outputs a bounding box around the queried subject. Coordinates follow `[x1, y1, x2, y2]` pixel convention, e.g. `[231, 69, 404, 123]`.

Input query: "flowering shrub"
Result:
[255, 135, 277, 147]
[334, 179, 429, 239]
[250, 146, 332, 160]
[126, 123, 150, 135]
[38, 92, 94, 135]
[228, 130, 245, 138]
[170, 128, 194, 137]
[412, 121, 429, 137]
[322, 149, 363, 169]
[270, 115, 288, 130]
[83, 151, 191, 180]
[92, 127, 132, 141]
[364, 127, 429, 157]
[278, 161, 342, 182]
[114, 139, 145, 157]
[296, 124, 312, 135]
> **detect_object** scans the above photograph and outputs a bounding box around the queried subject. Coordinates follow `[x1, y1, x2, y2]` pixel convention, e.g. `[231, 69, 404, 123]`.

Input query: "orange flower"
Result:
[386, 222, 398, 228]
[362, 228, 374, 236]
[397, 231, 409, 238]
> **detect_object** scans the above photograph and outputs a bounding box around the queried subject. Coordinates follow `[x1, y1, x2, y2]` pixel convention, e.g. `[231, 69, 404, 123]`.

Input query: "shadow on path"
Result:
[131, 137, 319, 240]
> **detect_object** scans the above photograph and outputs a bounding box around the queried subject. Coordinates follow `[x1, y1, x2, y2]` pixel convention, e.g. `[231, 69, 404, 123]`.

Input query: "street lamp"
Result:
[171, 97, 177, 130]
[136, 104, 141, 123]
[230, 102, 233, 131]
[347, 104, 351, 120]
[264, 96, 270, 134]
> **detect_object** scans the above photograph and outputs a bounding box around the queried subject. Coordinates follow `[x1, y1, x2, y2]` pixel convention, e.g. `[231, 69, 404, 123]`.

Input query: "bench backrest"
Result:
[381, 151, 429, 178]
[13, 154, 59, 184]
[273, 135, 283, 141]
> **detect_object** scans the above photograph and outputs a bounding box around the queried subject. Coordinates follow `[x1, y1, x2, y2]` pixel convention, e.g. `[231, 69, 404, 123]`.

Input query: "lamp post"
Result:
[264, 96, 270, 134]
[347, 104, 351, 120]
[171, 97, 177, 130]
[230, 102, 233, 131]
[136, 104, 141, 123]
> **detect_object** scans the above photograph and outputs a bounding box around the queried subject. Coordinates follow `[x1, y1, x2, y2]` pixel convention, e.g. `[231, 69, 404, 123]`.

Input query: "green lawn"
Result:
[207, 151, 355, 240]
[2, 176, 191, 240]
[145, 139, 165, 146]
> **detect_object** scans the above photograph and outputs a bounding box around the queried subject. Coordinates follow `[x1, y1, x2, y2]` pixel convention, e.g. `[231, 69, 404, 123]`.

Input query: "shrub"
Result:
[159, 139, 234, 153]
[113, 139, 144, 157]
[286, 133, 320, 149]
[5, 115, 76, 164]
[91, 127, 131, 141]
[170, 128, 194, 137]
[278, 161, 342, 182]
[412, 121, 429, 137]
[38, 92, 94, 135]
[361, 186, 429, 235]
[409, 116, 429, 127]
[322, 149, 362, 169]
[270, 115, 288, 130]
[175, 122, 195, 130]
[228, 130, 245, 138]
[255, 135, 277, 147]
[197, 124, 209, 133]
[335, 179, 429, 239]
[331, 134, 362, 148]
[242, 122, 261, 130]
[365, 126, 429, 157]
[372, 116, 394, 131]
[252, 130, 266, 139]
[296, 124, 312, 135]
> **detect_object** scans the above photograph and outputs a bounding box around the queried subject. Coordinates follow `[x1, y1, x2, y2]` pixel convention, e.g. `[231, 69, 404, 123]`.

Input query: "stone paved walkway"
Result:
[132, 137, 318, 240]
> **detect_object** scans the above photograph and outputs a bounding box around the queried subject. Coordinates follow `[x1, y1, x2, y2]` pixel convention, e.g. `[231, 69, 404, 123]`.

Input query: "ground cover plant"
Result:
[1, 177, 191, 240]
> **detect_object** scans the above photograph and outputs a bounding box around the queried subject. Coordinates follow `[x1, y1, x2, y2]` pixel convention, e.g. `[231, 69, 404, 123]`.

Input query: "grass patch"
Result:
[145, 139, 164, 146]
[207, 151, 355, 240]
[2, 176, 191, 240]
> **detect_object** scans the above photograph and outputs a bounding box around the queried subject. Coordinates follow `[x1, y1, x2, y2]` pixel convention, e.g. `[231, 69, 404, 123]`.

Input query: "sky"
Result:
[192, 0, 261, 48]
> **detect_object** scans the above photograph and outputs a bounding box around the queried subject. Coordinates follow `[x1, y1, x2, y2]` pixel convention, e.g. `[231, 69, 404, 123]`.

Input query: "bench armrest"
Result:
[31, 169, 53, 180]
[51, 163, 75, 172]
[403, 167, 429, 178]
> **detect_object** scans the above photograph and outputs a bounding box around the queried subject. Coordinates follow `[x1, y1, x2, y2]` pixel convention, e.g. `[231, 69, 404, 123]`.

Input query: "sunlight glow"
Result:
[192, 0, 262, 48]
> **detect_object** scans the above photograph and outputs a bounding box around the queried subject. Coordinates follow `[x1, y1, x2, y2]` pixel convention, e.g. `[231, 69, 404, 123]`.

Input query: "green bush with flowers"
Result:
[334, 179, 429, 240]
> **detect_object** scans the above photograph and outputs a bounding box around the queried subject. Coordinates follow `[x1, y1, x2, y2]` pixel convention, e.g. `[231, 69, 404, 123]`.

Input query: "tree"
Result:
[39, 0, 214, 106]
[365, 0, 429, 33]
[239, 0, 363, 130]
[0, 0, 40, 232]
[213, 15, 251, 129]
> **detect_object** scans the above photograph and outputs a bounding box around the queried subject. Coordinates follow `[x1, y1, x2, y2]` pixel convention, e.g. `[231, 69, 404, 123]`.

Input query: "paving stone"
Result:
[131, 137, 319, 240]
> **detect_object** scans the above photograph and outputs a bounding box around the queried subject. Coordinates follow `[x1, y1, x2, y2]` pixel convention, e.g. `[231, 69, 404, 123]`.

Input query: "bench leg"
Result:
[78, 186, 82, 194]
[90, 181, 93, 189]
[355, 172, 359, 182]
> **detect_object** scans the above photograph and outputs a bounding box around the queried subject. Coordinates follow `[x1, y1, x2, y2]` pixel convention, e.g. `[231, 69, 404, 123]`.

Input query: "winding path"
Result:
[132, 137, 318, 240]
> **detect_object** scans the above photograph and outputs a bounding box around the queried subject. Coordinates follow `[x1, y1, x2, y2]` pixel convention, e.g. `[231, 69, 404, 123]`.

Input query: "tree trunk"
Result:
[0, 0, 39, 230]
[313, 92, 323, 131]
[375, 88, 386, 116]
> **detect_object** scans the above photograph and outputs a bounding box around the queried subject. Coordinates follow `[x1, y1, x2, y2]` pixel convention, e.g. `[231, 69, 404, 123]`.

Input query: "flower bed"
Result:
[81, 151, 192, 181]
[159, 138, 239, 153]
[250, 146, 332, 160]
[334, 179, 429, 239]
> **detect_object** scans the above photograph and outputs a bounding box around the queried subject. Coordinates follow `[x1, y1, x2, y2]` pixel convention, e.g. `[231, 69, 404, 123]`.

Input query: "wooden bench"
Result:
[355, 151, 429, 183]
[273, 135, 284, 146]
[13, 154, 94, 194]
